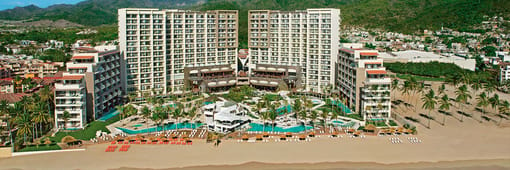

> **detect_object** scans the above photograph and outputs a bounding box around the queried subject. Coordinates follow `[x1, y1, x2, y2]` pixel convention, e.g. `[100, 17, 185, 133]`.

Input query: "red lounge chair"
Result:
[171, 141, 176, 144]
[111, 141, 116, 145]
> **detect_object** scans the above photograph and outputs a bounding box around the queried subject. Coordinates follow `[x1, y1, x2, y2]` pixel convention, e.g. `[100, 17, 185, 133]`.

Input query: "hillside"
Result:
[0, 0, 205, 26]
[0, 0, 509, 47]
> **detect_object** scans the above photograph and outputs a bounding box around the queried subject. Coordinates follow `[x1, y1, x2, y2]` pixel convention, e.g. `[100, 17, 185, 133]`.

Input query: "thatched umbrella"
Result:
[299, 135, 306, 140]
[256, 135, 263, 141]
[242, 135, 249, 141]
[263, 132, 269, 137]
[348, 129, 355, 134]
[365, 124, 376, 133]
[353, 131, 361, 137]
[308, 132, 315, 137]
[279, 135, 286, 140]
[286, 132, 292, 137]
[332, 131, 339, 137]
[396, 127, 404, 134]
[405, 129, 414, 134]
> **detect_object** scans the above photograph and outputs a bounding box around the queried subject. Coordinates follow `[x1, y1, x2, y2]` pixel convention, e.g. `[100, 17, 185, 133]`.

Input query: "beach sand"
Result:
[1, 82, 510, 170]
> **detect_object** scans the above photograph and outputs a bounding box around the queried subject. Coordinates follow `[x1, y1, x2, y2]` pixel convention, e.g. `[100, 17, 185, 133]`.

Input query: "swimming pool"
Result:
[204, 101, 213, 105]
[368, 118, 385, 121]
[331, 100, 352, 114]
[311, 99, 322, 104]
[332, 120, 345, 124]
[247, 123, 313, 133]
[132, 124, 143, 128]
[116, 123, 203, 134]
[276, 105, 292, 115]
[97, 109, 119, 121]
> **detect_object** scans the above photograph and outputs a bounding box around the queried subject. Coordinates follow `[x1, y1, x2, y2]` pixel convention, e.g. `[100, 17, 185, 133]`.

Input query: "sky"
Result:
[0, 0, 85, 10]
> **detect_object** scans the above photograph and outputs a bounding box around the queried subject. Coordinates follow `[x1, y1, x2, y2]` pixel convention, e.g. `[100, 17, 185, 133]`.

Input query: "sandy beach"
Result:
[1, 82, 510, 170]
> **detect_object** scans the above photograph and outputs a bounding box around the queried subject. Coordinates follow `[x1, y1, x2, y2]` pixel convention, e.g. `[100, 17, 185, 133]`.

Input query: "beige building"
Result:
[337, 47, 391, 122]
[247, 9, 341, 93]
[118, 8, 238, 95]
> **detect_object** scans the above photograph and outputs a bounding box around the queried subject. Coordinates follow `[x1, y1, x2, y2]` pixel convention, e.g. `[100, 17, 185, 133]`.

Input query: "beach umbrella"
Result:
[348, 129, 355, 133]
[308, 132, 315, 137]
[242, 135, 249, 141]
[256, 135, 263, 140]
[286, 132, 292, 137]
[279, 135, 286, 140]
[263, 132, 269, 137]
[354, 131, 361, 137]
[332, 131, 339, 137]
[299, 135, 306, 140]
[365, 124, 376, 132]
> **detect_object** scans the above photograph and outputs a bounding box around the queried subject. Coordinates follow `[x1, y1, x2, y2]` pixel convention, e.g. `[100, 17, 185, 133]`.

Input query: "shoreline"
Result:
[113, 159, 510, 170]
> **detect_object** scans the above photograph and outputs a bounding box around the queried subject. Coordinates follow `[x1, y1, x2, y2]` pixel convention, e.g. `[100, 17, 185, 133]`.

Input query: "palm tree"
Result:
[268, 109, 277, 133]
[329, 109, 339, 131]
[471, 81, 482, 96]
[438, 84, 446, 95]
[187, 105, 198, 129]
[476, 92, 489, 123]
[497, 100, 509, 126]
[260, 111, 269, 132]
[320, 111, 329, 130]
[421, 89, 437, 128]
[292, 98, 302, 124]
[484, 82, 496, 95]
[38, 86, 53, 117]
[172, 104, 184, 131]
[455, 85, 471, 122]
[15, 113, 33, 145]
[309, 110, 318, 131]
[391, 79, 399, 101]
[61, 111, 71, 132]
[116, 105, 126, 121]
[141, 106, 151, 134]
[489, 94, 500, 116]
[0, 100, 13, 148]
[438, 95, 452, 125]
[401, 80, 412, 103]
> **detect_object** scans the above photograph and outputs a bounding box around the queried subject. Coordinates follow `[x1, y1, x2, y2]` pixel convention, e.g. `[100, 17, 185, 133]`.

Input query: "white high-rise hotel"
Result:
[118, 8, 238, 94]
[247, 9, 341, 93]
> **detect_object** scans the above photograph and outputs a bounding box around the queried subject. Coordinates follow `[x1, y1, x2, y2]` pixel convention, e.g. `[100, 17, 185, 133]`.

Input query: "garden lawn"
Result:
[18, 144, 61, 152]
[51, 115, 120, 142]
[395, 73, 445, 81]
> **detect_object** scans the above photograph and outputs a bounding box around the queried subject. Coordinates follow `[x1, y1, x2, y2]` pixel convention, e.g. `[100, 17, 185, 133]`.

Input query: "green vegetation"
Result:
[388, 120, 398, 126]
[263, 94, 283, 102]
[395, 73, 445, 82]
[222, 86, 255, 102]
[386, 62, 467, 78]
[18, 144, 61, 152]
[366, 121, 388, 127]
[0, 25, 117, 45]
[50, 115, 120, 142]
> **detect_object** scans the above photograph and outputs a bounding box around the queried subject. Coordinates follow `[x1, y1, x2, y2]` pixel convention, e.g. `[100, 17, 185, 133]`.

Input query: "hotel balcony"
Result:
[55, 83, 84, 90]
[364, 77, 391, 85]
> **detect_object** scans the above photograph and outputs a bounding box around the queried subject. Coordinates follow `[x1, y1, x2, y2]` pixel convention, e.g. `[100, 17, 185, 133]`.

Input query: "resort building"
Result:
[118, 8, 238, 95]
[499, 62, 510, 83]
[202, 101, 250, 133]
[250, 64, 301, 91]
[183, 64, 236, 93]
[66, 50, 124, 121]
[54, 73, 87, 129]
[336, 45, 391, 122]
[247, 8, 341, 93]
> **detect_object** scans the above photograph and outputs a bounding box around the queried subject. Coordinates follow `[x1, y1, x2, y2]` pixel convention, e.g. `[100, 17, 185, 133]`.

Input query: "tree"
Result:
[330, 108, 339, 131]
[292, 98, 302, 124]
[116, 105, 126, 121]
[268, 109, 277, 133]
[421, 89, 437, 128]
[172, 103, 184, 131]
[489, 94, 500, 116]
[141, 106, 151, 134]
[15, 113, 33, 145]
[497, 100, 509, 126]
[320, 111, 329, 130]
[476, 92, 489, 123]
[438, 95, 452, 125]
[187, 104, 198, 129]
[391, 79, 399, 101]
[259, 111, 269, 132]
[309, 110, 318, 131]
[438, 84, 446, 95]
[455, 85, 471, 122]
[61, 111, 71, 132]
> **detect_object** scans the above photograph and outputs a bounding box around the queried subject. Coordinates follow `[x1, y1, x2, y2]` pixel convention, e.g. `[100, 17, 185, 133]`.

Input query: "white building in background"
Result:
[54, 73, 87, 129]
[118, 8, 238, 95]
[499, 62, 510, 83]
[379, 50, 476, 71]
[247, 8, 341, 93]
[66, 50, 124, 120]
[202, 101, 250, 133]
[337, 45, 391, 122]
